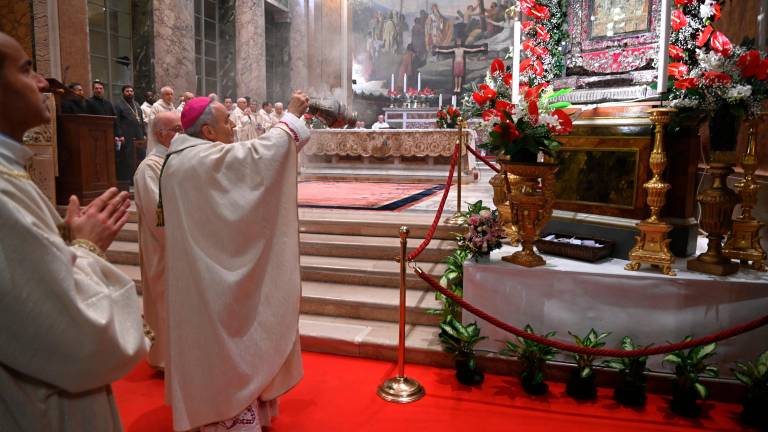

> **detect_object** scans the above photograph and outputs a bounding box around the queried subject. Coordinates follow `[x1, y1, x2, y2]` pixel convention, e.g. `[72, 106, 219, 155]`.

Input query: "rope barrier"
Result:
[406, 143, 459, 261]
[465, 144, 500, 173]
[414, 265, 768, 358]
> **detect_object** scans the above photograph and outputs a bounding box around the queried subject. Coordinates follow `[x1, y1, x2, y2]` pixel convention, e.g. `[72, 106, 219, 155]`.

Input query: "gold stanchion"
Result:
[625, 108, 677, 276]
[377, 227, 425, 403]
[445, 118, 467, 225]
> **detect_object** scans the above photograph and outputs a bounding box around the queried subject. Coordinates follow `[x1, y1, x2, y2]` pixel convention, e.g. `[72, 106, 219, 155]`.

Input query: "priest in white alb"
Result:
[133, 110, 181, 370]
[159, 93, 310, 431]
[0, 32, 145, 431]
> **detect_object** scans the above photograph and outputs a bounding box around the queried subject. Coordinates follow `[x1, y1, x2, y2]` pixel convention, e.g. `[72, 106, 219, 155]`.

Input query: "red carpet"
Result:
[113, 352, 750, 431]
[298, 181, 444, 211]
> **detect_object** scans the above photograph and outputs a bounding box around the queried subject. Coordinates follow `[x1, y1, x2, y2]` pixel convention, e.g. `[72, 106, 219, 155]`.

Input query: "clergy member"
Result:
[0, 32, 145, 430]
[86, 80, 120, 145]
[258, 101, 276, 130]
[150, 86, 175, 121]
[176, 91, 194, 113]
[133, 111, 181, 370]
[141, 90, 156, 127]
[61, 82, 86, 114]
[161, 93, 310, 431]
[371, 114, 390, 129]
[269, 101, 286, 124]
[114, 84, 146, 190]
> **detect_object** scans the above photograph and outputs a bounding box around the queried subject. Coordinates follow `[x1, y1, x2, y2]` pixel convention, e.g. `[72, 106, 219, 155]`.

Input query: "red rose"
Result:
[527, 4, 550, 20]
[668, 62, 689, 78]
[495, 100, 513, 112]
[696, 25, 713, 47]
[532, 59, 545, 77]
[521, 21, 534, 33]
[674, 77, 699, 90]
[473, 91, 489, 106]
[503, 73, 513, 86]
[531, 46, 549, 57]
[671, 9, 688, 31]
[482, 109, 498, 121]
[758, 59, 768, 80]
[520, 58, 532, 73]
[478, 83, 498, 101]
[702, 71, 732, 86]
[668, 45, 685, 60]
[710, 31, 733, 57]
[551, 109, 573, 134]
[522, 39, 535, 52]
[738, 50, 762, 78]
[490, 58, 506, 75]
[535, 25, 550, 42]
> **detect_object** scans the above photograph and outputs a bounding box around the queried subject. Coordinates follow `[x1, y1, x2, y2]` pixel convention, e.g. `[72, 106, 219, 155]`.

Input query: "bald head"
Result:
[0, 32, 50, 141]
[151, 111, 181, 148]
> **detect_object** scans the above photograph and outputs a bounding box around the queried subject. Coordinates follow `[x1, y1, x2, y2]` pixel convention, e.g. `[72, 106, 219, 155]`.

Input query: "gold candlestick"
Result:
[625, 108, 677, 276]
[445, 118, 467, 225]
[723, 115, 766, 271]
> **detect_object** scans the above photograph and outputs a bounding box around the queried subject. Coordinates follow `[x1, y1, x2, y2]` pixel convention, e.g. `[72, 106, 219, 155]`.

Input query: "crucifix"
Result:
[433, 40, 488, 94]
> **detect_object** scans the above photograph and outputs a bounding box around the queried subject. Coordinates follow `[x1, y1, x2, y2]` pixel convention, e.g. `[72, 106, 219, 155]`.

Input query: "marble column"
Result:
[153, 0, 196, 95]
[29, 0, 61, 80]
[57, 0, 90, 90]
[132, 0, 155, 96]
[320, 0, 342, 96]
[219, 0, 237, 99]
[236, 0, 267, 102]
[306, 0, 322, 93]
[289, 0, 309, 92]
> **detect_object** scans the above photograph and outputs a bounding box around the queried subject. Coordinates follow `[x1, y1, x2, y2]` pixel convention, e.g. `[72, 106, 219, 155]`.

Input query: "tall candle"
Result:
[451, 95, 457, 106]
[759, 0, 768, 51]
[656, 0, 672, 95]
[438, 94, 443, 109]
[512, 19, 522, 101]
[403, 74, 407, 94]
[390, 74, 395, 92]
[417, 72, 422, 91]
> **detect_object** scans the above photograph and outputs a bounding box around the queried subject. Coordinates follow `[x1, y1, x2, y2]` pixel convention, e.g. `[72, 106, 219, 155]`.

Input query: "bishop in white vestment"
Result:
[160, 95, 310, 431]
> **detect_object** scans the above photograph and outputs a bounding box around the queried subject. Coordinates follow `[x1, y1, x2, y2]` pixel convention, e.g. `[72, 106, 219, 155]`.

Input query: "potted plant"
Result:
[500, 324, 559, 395]
[602, 336, 650, 407]
[438, 315, 487, 385]
[732, 350, 768, 428]
[663, 338, 719, 418]
[435, 105, 462, 129]
[567, 328, 610, 400]
[458, 200, 505, 262]
[430, 248, 471, 324]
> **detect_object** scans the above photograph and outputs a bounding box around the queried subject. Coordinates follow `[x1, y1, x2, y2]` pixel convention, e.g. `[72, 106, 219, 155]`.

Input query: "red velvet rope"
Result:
[415, 266, 768, 357]
[465, 144, 500, 173]
[406, 143, 459, 262]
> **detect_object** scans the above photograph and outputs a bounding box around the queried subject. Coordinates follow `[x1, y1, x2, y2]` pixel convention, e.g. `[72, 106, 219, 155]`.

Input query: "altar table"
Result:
[462, 244, 768, 378]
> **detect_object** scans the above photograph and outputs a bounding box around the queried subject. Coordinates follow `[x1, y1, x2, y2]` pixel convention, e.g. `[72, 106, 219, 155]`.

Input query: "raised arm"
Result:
[465, 44, 488, 53]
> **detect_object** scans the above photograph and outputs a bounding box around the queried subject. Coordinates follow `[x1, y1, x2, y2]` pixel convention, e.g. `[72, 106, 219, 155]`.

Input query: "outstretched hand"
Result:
[287, 91, 310, 118]
[65, 187, 130, 252]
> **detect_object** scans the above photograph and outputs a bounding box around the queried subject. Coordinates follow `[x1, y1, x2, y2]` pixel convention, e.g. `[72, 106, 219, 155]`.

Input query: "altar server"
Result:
[0, 32, 145, 431]
[150, 86, 175, 120]
[160, 93, 310, 431]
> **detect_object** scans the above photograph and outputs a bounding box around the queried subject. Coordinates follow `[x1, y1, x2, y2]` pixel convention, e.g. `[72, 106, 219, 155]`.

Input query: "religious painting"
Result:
[350, 0, 515, 98]
[566, 0, 660, 75]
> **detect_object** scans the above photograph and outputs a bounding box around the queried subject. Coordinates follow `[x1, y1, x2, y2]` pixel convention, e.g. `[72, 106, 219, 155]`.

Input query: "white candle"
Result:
[759, 0, 768, 51]
[438, 94, 443, 109]
[656, 0, 672, 95]
[403, 74, 407, 94]
[451, 95, 457, 106]
[418, 72, 422, 91]
[512, 19, 522, 101]
[390, 74, 395, 92]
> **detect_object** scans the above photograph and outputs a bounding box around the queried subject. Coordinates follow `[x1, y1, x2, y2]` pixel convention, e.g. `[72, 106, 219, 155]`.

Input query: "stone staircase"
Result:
[109, 206, 460, 368]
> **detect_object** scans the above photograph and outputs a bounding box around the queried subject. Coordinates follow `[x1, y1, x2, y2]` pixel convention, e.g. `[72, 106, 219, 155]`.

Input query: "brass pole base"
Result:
[377, 376, 425, 403]
[625, 221, 676, 276]
[444, 211, 467, 226]
[723, 219, 767, 272]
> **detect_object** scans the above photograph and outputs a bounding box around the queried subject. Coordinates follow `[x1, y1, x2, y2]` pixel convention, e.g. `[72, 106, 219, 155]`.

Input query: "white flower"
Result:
[479, 209, 491, 219]
[727, 85, 753, 99]
[697, 49, 725, 72]
[699, 0, 716, 19]
[537, 113, 560, 128]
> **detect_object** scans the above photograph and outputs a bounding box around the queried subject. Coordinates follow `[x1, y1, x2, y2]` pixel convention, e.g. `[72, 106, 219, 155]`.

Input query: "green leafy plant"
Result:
[439, 316, 487, 385]
[500, 324, 558, 395]
[429, 248, 471, 323]
[732, 350, 768, 428]
[663, 337, 719, 418]
[603, 336, 650, 407]
[566, 328, 610, 400]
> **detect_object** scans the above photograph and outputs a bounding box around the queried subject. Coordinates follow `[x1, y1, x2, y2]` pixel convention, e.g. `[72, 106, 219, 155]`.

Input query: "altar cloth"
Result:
[462, 244, 768, 377]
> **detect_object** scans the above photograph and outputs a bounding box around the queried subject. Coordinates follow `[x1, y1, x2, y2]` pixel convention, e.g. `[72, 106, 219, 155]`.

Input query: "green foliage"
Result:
[663, 337, 719, 400]
[602, 336, 650, 386]
[568, 329, 611, 379]
[732, 350, 768, 397]
[500, 324, 559, 385]
[438, 316, 488, 370]
[429, 248, 471, 323]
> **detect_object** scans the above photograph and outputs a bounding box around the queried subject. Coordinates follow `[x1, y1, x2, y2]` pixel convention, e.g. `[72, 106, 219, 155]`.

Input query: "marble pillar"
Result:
[219, 0, 237, 100]
[236, 0, 267, 102]
[306, 0, 321, 94]
[57, 0, 90, 90]
[320, 0, 342, 96]
[132, 0, 155, 96]
[289, 0, 309, 92]
[153, 0, 196, 95]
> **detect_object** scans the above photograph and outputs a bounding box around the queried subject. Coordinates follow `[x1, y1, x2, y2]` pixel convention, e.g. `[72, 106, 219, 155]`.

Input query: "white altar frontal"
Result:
[383, 107, 438, 129]
[462, 244, 768, 378]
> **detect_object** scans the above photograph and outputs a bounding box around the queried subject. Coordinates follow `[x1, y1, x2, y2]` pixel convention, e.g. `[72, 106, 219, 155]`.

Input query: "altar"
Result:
[382, 107, 439, 130]
[462, 244, 768, 378]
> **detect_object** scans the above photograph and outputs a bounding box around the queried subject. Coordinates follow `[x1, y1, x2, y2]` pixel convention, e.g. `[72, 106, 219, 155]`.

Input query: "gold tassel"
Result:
[156, 205, 165, 227]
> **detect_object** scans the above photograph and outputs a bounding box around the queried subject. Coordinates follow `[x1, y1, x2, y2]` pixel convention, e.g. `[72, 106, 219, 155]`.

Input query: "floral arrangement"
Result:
[419, 87, 435, 98]
[436, 105, 461, 129]
[458, 200, 505, 257]
[463, 58, 573, 162]
[515, 0, 568, 87]
[667, 0, 768, 135]
[406, 87, 420, 98]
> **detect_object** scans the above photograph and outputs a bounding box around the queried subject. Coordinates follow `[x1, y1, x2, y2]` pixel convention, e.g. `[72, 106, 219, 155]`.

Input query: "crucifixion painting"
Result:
[433, 40, 488, 94]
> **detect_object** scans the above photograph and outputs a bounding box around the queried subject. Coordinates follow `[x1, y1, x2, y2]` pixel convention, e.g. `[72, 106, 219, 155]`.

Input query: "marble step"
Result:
[298, 208, 459, 240]
[299, 233, 454, 263]
[107, 241, 140, 266]
[116, 222, 138, 242]
[300, 255, 447, 290]
[301, 281, 441, 326]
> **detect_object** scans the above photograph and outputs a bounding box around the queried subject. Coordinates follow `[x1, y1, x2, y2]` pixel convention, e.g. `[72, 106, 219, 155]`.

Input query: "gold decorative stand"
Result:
[723, 117, 766, 271]
[625, 108, 677, 276]
[489, 171, 521, 244]
[377, 227, 425, 403]
[445, 119, 467, 226]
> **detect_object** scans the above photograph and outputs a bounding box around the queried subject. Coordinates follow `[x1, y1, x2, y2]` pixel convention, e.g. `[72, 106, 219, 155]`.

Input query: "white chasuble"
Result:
[0, 135, 146, 431]
[162, 113, 309, 431]
[133, 144, 169, 368]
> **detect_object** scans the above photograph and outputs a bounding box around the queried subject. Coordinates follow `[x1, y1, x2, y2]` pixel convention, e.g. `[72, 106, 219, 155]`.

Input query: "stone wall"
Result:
[153, 0, 196, 94]
[0, 0, 34, 63]
[236, 0, 267, 102]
